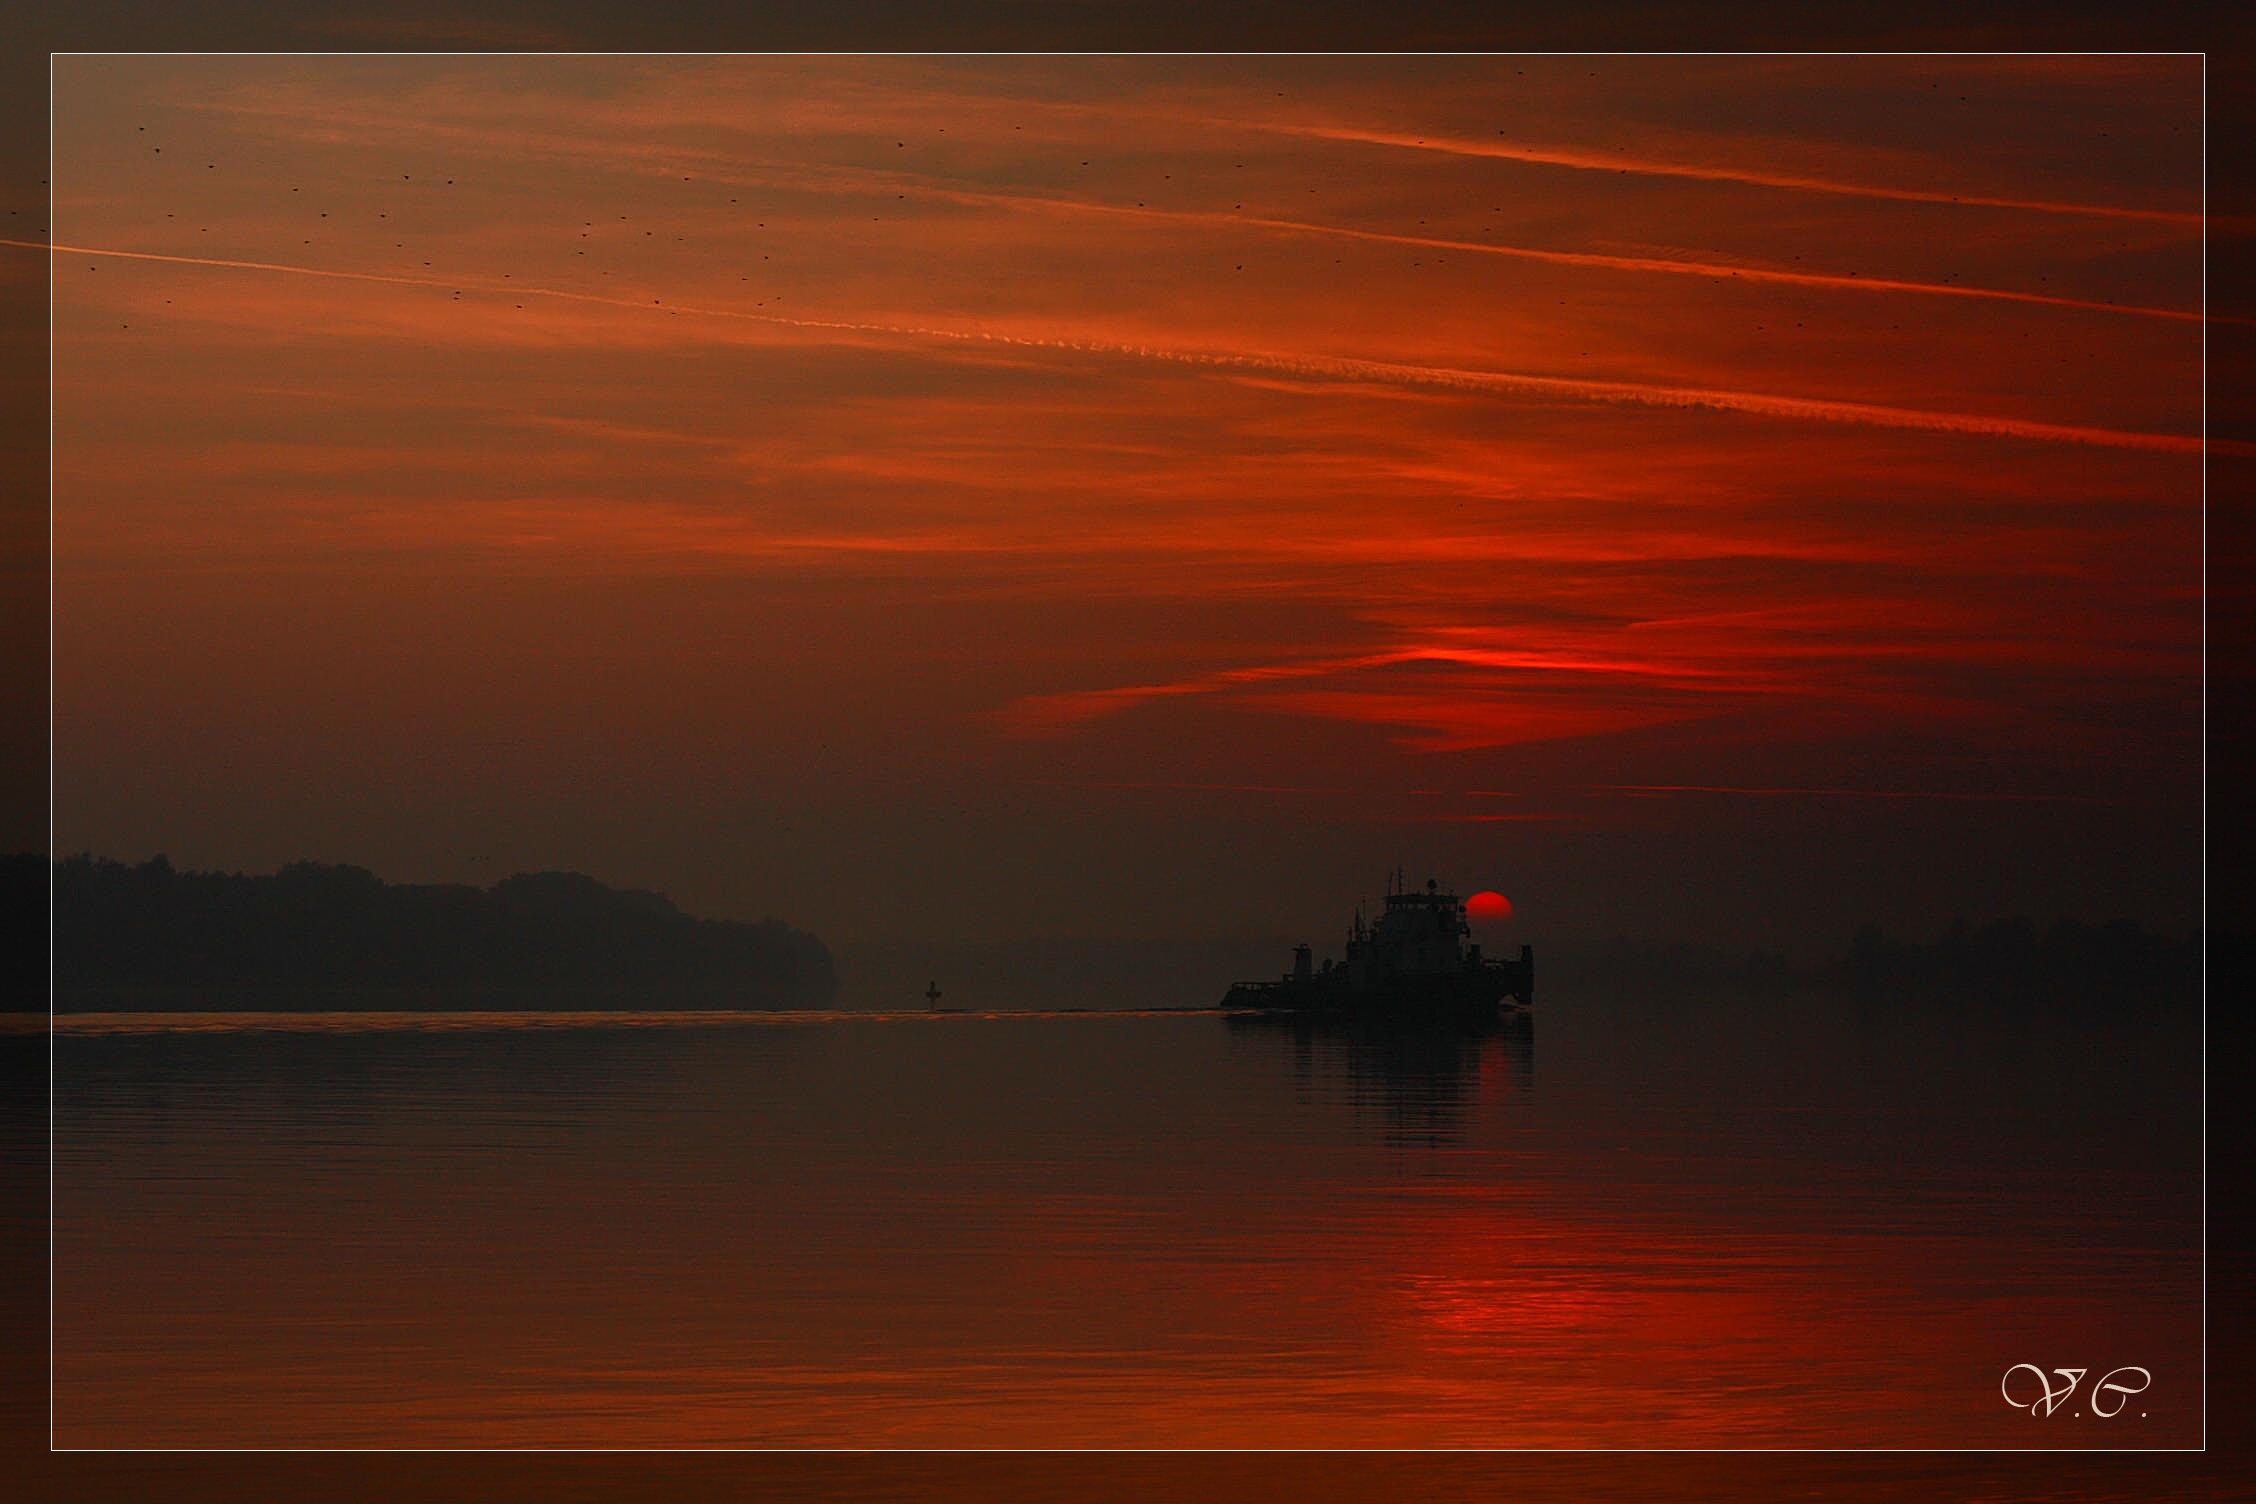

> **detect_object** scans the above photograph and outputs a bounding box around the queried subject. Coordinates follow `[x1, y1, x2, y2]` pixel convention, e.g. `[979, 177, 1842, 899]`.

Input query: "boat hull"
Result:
[1218, 956, 1532, 1016]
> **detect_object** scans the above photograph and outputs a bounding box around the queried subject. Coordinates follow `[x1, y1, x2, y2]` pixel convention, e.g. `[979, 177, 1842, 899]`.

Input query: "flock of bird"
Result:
[79, 117, 1417, 334]
[28, 76, 2178, 373]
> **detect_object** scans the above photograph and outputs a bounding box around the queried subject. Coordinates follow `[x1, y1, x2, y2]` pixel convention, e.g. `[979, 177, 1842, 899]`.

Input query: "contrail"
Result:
[636, 154, 2214, 323]
[1599, 782, 2107, 804]
[1147, 205, 2211, 324]
[17, 237, 2217, 455]
[201, 82, 2203, 228]
[170, 101, 2215, 323]
[1237, 121, 2205, 227]
[861, 172, 2208, 324]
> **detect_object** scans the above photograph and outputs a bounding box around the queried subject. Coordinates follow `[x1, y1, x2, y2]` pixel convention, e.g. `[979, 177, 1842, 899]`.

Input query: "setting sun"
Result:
[1466, 889, 1514, 921]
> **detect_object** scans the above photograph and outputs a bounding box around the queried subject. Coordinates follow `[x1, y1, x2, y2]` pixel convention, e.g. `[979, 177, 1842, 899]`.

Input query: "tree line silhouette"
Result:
[4, 851, 2205, 1019]
[35, 853, 834, 1009]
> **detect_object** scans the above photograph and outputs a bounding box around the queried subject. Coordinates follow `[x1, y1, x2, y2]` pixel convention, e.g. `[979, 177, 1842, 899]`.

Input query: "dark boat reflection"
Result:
[1225, 1007, 1531, 1148]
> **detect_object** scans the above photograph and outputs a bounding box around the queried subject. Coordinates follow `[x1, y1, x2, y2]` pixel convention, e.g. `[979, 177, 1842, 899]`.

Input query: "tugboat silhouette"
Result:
[1219, 871, 1533, 1018]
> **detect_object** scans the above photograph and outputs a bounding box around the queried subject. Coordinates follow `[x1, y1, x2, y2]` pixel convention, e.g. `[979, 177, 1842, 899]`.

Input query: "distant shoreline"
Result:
[31, 853, 836, 1012]
[20, 853, 2211, 1022]
[30, 1006, 1237, 1039]
[47, 983, 822, 1014]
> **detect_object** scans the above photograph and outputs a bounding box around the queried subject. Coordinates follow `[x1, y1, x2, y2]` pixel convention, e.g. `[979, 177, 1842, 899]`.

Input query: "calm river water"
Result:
[48, 987, 2200, 1447]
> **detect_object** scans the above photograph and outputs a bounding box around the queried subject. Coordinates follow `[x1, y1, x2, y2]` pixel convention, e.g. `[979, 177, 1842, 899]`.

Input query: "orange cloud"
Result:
[45, 56, 2203, 941]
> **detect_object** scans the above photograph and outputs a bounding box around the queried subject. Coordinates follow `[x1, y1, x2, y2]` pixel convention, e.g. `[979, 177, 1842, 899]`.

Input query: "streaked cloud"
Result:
[45, 56, 2203, 941]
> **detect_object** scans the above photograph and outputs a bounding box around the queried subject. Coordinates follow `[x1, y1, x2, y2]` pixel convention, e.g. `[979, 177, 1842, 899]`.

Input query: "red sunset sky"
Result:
[37, 55, 2206, 946]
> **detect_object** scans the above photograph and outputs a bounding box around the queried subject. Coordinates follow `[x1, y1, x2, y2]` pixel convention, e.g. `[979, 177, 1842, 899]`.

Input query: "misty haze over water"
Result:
[48, 971, 2199, 1448]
